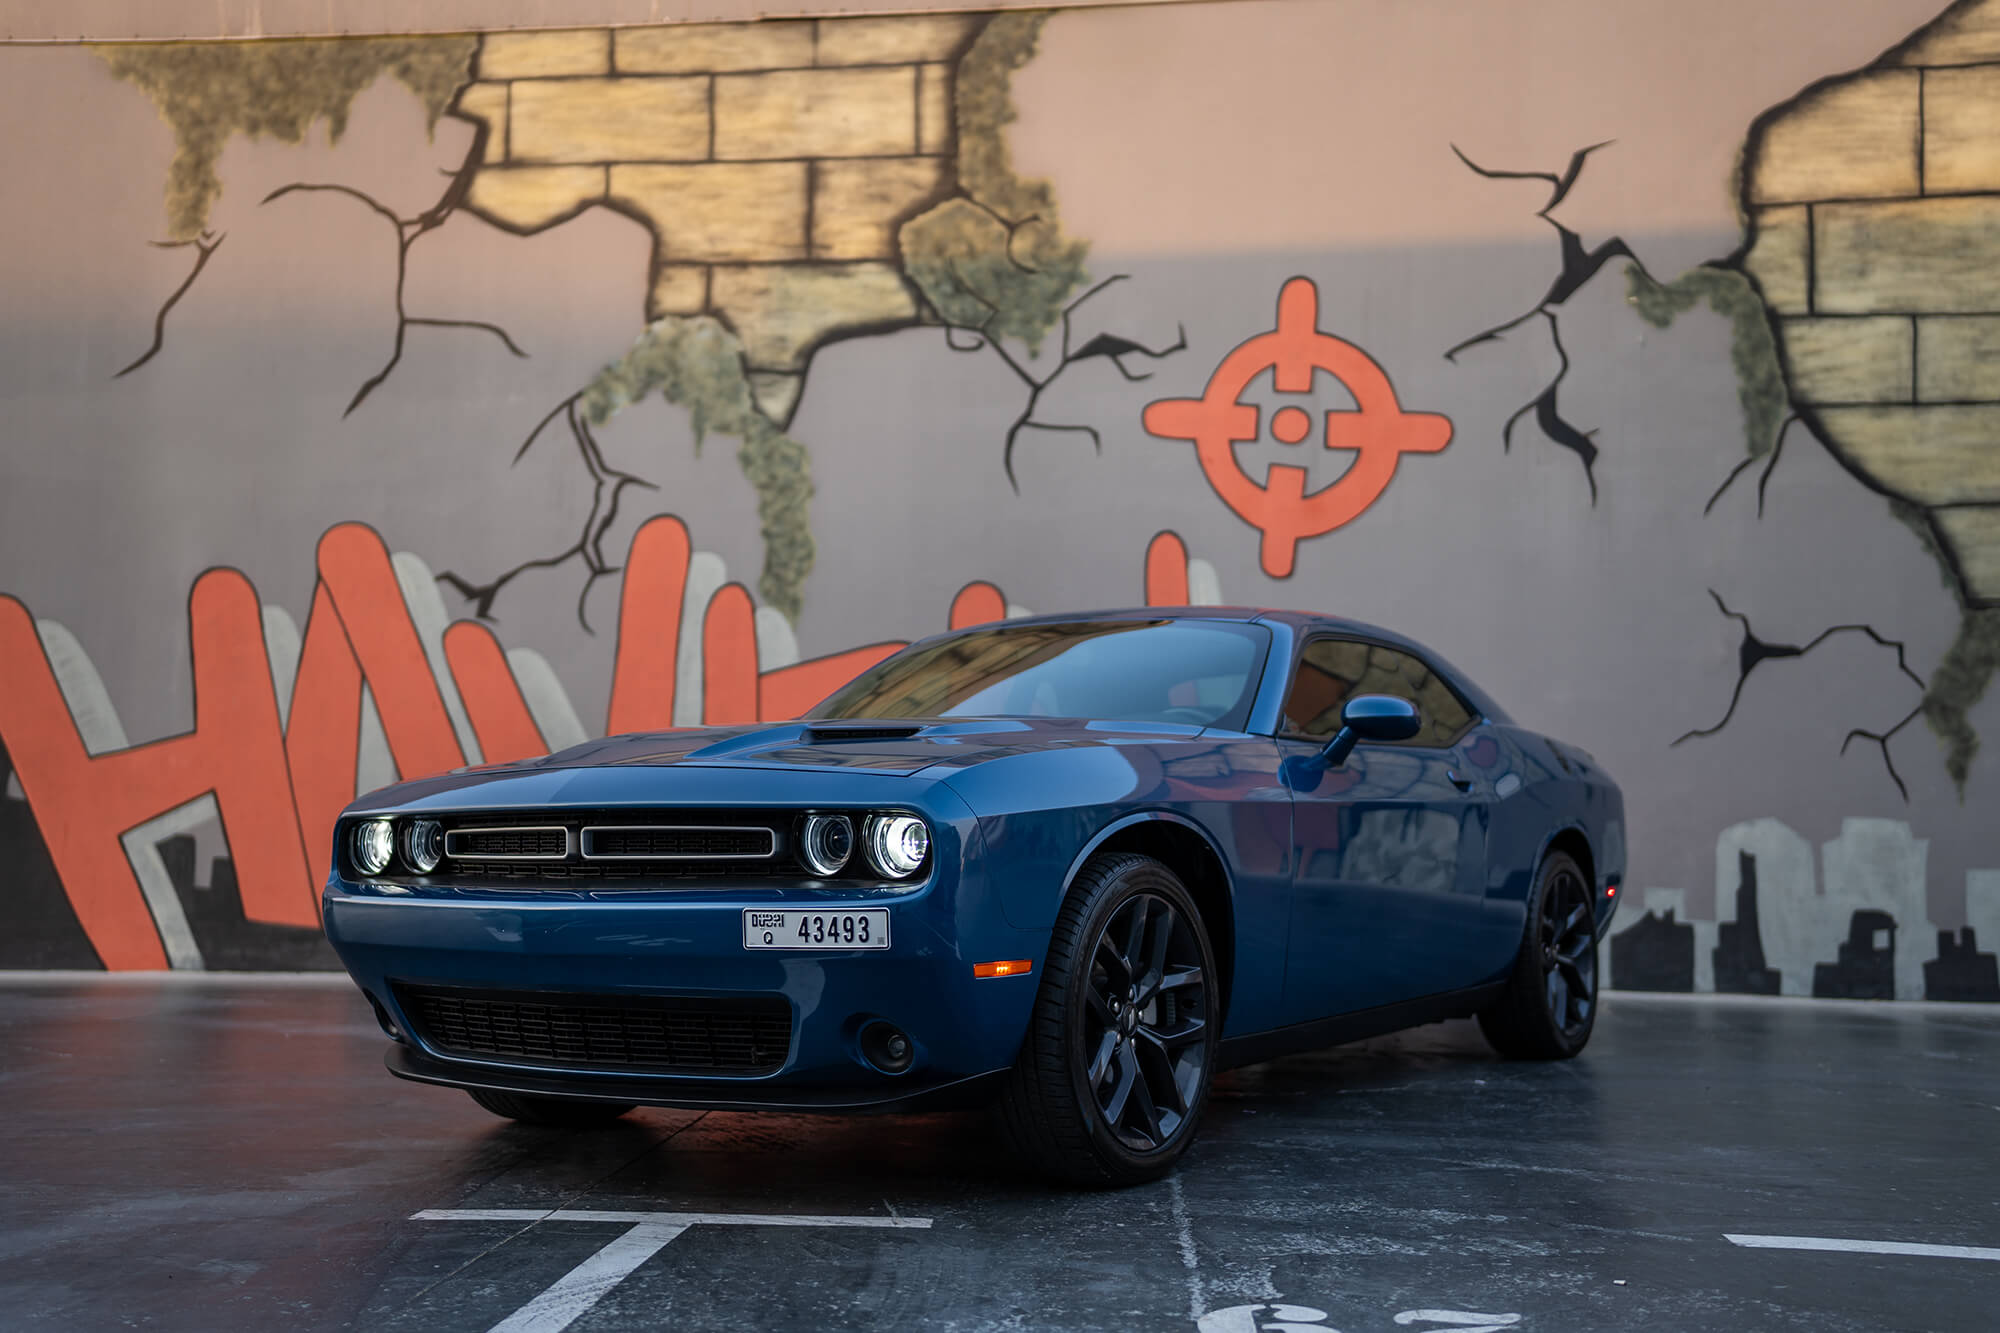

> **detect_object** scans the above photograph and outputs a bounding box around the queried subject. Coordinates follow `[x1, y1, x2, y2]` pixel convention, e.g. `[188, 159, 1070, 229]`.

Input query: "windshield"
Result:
[813, 619, 1272, 730]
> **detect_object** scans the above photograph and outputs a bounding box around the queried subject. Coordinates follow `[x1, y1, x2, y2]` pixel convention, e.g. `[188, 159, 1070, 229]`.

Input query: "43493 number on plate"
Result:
[743, 909, 890, 950]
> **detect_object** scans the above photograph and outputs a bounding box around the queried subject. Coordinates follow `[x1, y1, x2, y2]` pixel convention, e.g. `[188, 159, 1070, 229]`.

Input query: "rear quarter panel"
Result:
[1481, 723, 1627, 952]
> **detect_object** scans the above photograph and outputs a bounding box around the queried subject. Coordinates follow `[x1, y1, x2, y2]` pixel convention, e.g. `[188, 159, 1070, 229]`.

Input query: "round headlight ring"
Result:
[866, 814, 930, 879]
[401, 819, 443, 874]
[352, 819, 395, 876]
[799, 813, 854, 877]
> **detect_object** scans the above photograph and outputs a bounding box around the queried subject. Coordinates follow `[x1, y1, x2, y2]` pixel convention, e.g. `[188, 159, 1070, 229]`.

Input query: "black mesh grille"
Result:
[586, 826, 773, 859]
[449, 827, 565, 858]
[395, 985, 791, 1074]
[444, 859, 787, 882]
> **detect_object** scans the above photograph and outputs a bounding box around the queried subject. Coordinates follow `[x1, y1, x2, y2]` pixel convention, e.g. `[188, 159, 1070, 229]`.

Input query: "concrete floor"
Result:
[1, 979, 1995, 1332]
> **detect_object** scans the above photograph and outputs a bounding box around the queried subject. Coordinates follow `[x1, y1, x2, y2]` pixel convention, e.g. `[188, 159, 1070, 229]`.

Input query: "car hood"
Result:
[524, 716, 1208, 776]
[346, 717, 1218, 812]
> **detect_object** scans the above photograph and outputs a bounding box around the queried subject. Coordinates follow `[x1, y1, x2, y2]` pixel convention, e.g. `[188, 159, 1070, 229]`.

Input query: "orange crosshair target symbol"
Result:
[1143, 277, 1453, 578]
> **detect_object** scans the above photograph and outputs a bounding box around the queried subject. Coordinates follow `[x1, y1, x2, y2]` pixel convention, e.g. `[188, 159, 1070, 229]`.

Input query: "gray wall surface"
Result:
[1, 0, 1995, 996]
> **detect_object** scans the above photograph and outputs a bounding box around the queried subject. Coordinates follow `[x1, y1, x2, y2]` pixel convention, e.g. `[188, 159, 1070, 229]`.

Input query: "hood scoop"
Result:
[803, 723, 925, 743]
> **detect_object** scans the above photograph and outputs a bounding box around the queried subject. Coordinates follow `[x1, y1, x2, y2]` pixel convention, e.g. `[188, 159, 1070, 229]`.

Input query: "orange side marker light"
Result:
[974, 959, 1032, 979]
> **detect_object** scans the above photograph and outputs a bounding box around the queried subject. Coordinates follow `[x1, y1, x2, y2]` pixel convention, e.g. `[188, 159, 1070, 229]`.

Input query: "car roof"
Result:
[983, 606, 1513, 724]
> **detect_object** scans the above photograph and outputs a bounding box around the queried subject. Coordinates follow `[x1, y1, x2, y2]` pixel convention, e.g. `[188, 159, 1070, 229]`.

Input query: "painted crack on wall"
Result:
[1674, 589, 1929, 799]
[97, 36, 476, 242]
[259, 127, 527, 417]
[96, 16, 1116, 627]
[582, 315, 813, 624]
[901, 11, 1089, 357]
[97, 35, 478, 378]
[436, 395, 656, 632]
[1442, 142, 1648, 499]
[1719, 0, 2000, 794]
[898, 12, 1180, 488]
[1451, 5, 2000, 799]
[440, 314, 812, 628]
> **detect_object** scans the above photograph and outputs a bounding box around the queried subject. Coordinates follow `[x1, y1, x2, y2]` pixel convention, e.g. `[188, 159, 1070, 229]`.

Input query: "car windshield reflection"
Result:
[813, 619, 1271, 731]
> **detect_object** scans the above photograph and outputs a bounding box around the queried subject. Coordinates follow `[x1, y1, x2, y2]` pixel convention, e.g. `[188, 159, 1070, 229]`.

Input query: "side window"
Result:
[1282, 638, 1476, 747]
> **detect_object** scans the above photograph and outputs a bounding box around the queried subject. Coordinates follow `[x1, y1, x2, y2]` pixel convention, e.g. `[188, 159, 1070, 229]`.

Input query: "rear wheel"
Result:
[466, 1088, 636, 1127]
[995, 853, 1220, 1186]
[1478, 849, 1598, 1060]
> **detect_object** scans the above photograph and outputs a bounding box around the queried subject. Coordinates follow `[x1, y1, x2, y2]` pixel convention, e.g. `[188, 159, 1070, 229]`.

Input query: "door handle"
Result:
[1447, 769, 1473, 792]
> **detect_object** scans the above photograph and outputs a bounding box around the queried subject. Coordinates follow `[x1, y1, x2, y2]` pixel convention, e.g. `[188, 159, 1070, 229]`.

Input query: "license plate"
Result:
[742, 908, 890, 950]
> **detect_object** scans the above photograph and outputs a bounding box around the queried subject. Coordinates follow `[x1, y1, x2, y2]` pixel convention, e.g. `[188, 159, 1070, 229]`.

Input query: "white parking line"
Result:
[415, 1207, 932, 1229]
[1726, 1234, 2000, 1262]
[415, 1206, 934, 1333]
[487, 1222, 688, 1333]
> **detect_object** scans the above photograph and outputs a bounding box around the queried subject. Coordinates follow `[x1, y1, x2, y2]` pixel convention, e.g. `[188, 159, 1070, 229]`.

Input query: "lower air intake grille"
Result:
[394, 985, 792, 1074]
[446, 826, 567, 860]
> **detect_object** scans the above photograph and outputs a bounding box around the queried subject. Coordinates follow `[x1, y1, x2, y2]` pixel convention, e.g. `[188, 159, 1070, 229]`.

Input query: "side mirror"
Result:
[1317, 694, 1421, 767]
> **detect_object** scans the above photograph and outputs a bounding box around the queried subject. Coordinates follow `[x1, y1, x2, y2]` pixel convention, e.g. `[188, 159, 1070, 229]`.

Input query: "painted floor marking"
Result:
[1726, 1234, 2000, 1262]
[415, 1207, 934, 1333]
[487, 1222, 688, 1333]
[416, 1207, 932, 1229]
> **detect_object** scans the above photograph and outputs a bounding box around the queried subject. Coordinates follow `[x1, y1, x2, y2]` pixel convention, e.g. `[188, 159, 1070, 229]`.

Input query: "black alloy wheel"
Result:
[995, 852, 1221, 1185]
[1538, 860, 1597, 1041]
[1080, 892, 1210, 1152]
[1478, 849, 1598, 1060]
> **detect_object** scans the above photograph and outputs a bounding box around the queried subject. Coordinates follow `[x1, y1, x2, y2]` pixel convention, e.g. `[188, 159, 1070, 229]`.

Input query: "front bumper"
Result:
[323, 819, 1050, 1106]
[384, 1042, 1009, 1112]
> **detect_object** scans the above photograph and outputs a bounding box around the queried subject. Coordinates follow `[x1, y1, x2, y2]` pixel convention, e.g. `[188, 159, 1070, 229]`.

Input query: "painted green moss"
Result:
[1888, 498, 1959, 595]
[97, 36, 475, 239]
[583, 317, 814, 622]
[1880, 502, 1992, 795]
[900, 11, 1088, 355]
[1627, 264, 1787, 461]
[1921, 606, 2000, 794]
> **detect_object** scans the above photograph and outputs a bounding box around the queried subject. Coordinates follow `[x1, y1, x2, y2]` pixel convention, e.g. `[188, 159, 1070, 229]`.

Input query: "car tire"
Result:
[995, 852, 1221, 1187]
[1478, 849, 1598, 1060]
[466, 1088, 637, 1127]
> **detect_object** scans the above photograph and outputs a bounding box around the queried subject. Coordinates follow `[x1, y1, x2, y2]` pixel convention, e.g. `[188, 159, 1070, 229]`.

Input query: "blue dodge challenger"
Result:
[324, 609, 1623, 1184]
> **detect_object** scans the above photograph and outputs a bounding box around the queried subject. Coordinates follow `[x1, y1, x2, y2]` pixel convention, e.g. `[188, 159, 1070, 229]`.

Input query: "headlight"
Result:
[401, 819, 443, 874]
[866, 814, 930, 879]
[799, 814, 854, 877]
[352, 819, 395, 876]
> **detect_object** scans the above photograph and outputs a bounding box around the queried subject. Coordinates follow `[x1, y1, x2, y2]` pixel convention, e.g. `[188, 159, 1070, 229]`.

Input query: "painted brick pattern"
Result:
[452, 15, 977, 414]
[1743, 7, 2000, 600]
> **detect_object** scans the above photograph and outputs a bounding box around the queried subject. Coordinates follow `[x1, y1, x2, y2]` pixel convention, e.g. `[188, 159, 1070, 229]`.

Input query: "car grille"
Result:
[395, 985, 792, 1075]
[347, 808, 918, 890]
[446, 826, 568, 859]
[441, 859, 783, 883]
[582, 825, 775, 859]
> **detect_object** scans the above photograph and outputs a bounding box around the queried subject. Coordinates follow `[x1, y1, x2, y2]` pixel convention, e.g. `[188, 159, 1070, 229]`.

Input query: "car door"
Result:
[1278, 636, 1495, 1022]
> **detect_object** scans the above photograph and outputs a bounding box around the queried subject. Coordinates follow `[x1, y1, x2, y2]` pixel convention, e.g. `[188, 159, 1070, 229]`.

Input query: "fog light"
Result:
[352, 819, 394, 875]
[363, 991, 405, 1042]
[859, 1021, 914, 1074]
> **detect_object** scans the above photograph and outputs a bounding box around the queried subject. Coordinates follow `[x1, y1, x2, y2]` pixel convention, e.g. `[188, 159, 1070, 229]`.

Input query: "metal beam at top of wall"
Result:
[2, 0, 1141, 44]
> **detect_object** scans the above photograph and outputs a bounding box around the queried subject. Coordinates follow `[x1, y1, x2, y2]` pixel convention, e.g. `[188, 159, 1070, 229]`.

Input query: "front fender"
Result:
[1055, 809, 1234, 919]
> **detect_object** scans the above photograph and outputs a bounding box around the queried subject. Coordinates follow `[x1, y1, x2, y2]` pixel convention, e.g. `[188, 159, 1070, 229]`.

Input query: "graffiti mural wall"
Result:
[1, 0, 1996, 995]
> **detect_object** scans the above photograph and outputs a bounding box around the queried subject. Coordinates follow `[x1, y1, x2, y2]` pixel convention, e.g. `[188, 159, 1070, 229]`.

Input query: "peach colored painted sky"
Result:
[1011, 0, 1945, 257]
